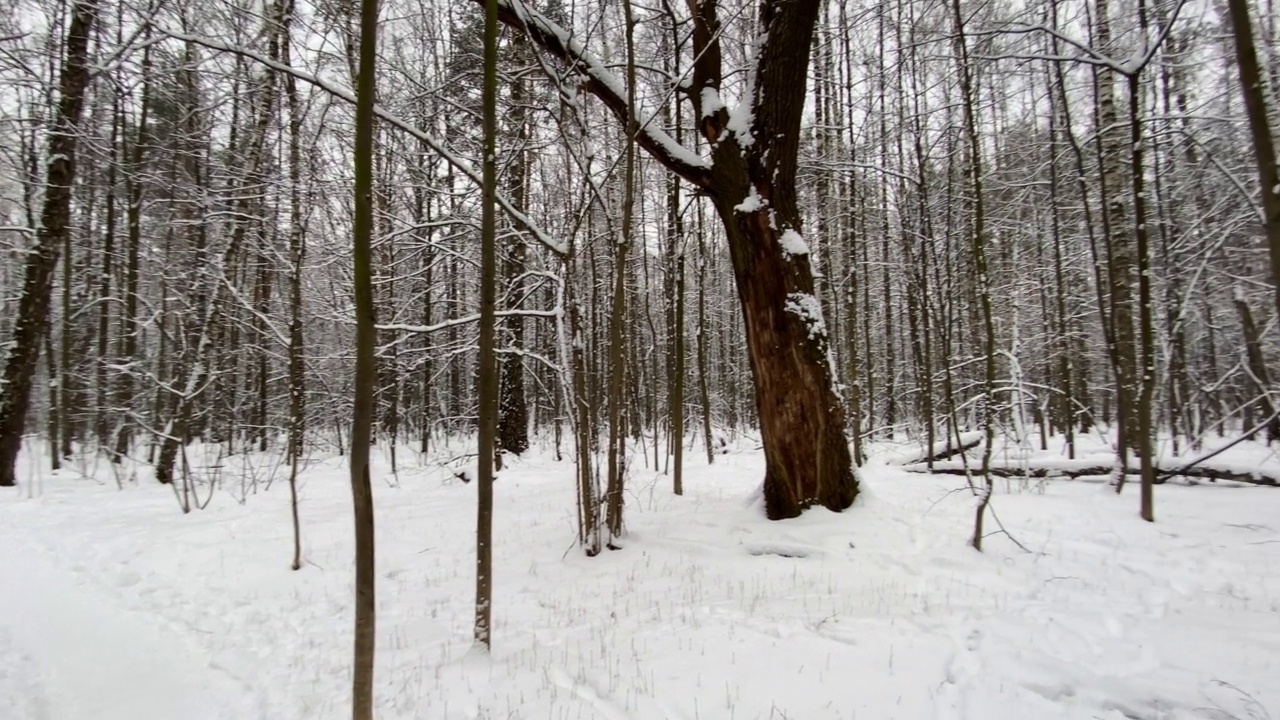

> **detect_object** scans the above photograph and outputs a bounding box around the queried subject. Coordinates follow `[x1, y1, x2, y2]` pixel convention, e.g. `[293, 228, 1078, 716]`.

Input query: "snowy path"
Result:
[2, 435, 1279, 719]
[0, 519, 264, 720]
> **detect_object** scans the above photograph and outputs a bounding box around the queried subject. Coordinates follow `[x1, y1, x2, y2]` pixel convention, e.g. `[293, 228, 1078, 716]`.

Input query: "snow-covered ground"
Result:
[2, 433, 1279, 720]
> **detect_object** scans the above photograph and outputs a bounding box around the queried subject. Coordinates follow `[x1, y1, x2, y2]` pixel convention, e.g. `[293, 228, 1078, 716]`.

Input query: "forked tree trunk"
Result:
[694, 1, 857, 519]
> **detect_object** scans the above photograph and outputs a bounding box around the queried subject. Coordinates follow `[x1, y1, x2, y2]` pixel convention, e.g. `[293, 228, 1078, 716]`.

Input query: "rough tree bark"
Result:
[0, 0, 100, 487]
[482, 0, 858, 520]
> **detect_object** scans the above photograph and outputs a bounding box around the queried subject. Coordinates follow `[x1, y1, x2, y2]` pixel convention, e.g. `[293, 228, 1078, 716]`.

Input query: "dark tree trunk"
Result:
[283, 1, 305, 570]
[474, 0, 500, 648]
[112, 41, 154, 462]
[95, 95, 120, 451]
[1225, 0, 1280, 324]
[1234, 295, 1280, 442]
[0, 0, 99, 487]
[350, 0, 379, 704]
[696, 1, 857, 519]
[497, 50, 530, 457]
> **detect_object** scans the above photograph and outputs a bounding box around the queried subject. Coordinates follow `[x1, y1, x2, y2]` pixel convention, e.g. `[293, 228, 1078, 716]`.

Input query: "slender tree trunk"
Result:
[1234, 294, 1280, 441]
[473, 0, 499, 647]
[44, 330, 60, 472]
[661, 7, 686, 493]
[1093, 0, 1141, 493]
[605, 0, 638, 543]
[112, 41, 153, 462]
[283, 0, 305, 570]
[95, 93, 120, 451]
[349, 0, 379, 706]
[1126, 68, 1157, 522]
[951, 0, 996, 549]
[1046, 69, 1076, 459]
[696, 212, 714, 465]
[58, 189, 75, 460]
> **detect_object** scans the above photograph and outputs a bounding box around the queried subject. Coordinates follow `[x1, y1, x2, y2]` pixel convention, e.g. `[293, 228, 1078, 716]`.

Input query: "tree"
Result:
[1225, 0, 1280, 324]
[496, 38, 532, 460]
[349, 0, 380, 709]
[473, 0, 500, 648]
[283, 0, 306, 571]
[0, 0, 100, 487]
[479, 0, 858, 520]
[949, 0, 997, 549]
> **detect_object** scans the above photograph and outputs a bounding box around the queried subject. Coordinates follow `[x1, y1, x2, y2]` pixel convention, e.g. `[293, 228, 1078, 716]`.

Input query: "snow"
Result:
[725, 31, 766, 149]
[784, 292, 826, 339]
[0, 544, 262, 719]
[699, 86, 724, 119]
[734, 187, 764, 214]
[779, 229, 809, 256]
[2, 433, 1279, 720]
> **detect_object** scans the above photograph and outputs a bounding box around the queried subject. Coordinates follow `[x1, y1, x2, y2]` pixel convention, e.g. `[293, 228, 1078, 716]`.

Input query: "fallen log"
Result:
[900, 431, 985, 465]
[900, 461, 1280, 487]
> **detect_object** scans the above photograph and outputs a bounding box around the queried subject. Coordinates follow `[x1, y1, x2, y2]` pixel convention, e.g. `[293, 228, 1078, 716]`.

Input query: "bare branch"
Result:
[468, 0, 713, 188]
[378, 308, 560, 335]
[156, 27, 569, 257]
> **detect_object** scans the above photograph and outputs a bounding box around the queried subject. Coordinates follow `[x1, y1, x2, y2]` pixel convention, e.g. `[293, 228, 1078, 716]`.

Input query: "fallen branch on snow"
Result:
[901, 461, 1280, 487]
[900, 431, 985, 465]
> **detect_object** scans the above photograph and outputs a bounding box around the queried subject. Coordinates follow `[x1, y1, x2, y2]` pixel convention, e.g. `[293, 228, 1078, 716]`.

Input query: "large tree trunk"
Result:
[696, 1, 857, 519]
[709, 186, 858, 518]
[0, 0, 99, 487]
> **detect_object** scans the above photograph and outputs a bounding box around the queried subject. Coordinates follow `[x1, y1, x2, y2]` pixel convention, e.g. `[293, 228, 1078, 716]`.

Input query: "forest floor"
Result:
[1, 431, 1279, 720]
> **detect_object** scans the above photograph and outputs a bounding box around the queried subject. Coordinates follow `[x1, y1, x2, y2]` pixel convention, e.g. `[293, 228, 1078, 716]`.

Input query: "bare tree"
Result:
[0, 0, 100, 487]
[479, 0, 858, 520]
